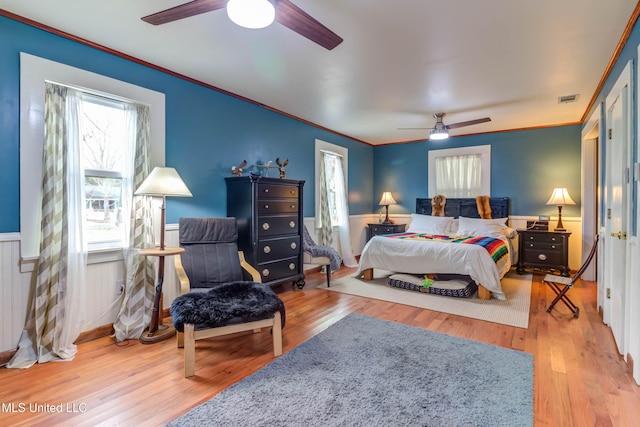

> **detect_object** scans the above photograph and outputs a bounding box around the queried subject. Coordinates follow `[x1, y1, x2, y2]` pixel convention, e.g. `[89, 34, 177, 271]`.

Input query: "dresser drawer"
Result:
[258, 257, 300, 282]
[258, 183, 299, 199]
[522, 247, 563, 265]
[258, 215, 299, 237]
[258, 200, 299, 214]
[258, 236, 300, 263]
[523, 233, 563, 245]
[370, 225, 401, 235]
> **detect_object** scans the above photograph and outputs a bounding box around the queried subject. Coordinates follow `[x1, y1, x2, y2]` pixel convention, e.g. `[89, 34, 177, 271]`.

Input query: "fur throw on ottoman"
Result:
[170, 281, 285, 332]
[431, 194, 447, 216]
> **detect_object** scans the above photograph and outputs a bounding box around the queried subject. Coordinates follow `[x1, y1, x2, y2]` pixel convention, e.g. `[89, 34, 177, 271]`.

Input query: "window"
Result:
[20, 53, 165, 261]
[322, 152, 341, 225]
[428, 145, 491, 197]
[315, 139, 349, 227]
[80, 95, 129, 248]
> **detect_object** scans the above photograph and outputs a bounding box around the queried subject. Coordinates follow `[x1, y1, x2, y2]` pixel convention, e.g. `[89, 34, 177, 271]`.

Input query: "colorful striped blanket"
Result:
[387, 232, 508, 264]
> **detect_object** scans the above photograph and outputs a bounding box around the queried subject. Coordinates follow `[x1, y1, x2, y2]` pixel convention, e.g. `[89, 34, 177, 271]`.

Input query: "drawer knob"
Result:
[538, 254, 547, 261]
[290, 242, 297, 249]
[264, 188, 269, 193]
[263, 246, 271, 254]
[262, 269, 270, 277]
[264, 204, 269, 209]
[290, 204, 296, 209]
[289, 221, 295, 228]
[262, 222, 270, 230]
[551, 245, 556, 249]
[289, 263, 296, 270]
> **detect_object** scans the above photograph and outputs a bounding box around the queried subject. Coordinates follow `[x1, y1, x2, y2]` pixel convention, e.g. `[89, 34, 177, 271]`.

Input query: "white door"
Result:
[604, 64, 630, 355]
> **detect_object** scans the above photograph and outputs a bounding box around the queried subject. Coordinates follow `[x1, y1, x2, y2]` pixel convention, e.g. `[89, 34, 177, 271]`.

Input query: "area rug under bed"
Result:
[318, 269, 532, 328]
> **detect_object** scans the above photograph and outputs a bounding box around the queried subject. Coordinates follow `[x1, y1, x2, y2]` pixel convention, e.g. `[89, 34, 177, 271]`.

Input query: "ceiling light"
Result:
[227, 0, 276, 29]
[429, 128, 449, 140]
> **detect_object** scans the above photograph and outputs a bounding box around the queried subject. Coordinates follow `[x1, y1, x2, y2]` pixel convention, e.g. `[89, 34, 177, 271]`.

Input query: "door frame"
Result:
[603, 60, 632, 355]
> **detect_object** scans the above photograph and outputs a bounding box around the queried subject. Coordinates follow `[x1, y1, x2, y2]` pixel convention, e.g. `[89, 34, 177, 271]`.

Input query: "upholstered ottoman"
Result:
[388, 273, 478, 298]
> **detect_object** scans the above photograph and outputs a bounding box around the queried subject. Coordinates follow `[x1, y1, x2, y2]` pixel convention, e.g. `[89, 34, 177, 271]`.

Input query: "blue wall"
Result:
[0, 15, 373, 232]
[373, 125, 583, 218]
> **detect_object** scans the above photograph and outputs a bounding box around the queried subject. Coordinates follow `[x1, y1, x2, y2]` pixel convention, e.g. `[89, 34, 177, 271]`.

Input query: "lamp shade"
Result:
[227, 0, 276, 29]
[379, 191, 397, 206]
[135, 167, 193, 197]
[546, 188, 575, 206]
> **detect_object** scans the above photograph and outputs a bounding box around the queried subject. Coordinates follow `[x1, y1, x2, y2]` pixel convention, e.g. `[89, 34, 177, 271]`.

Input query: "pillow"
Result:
[407, 214, 453, 234]
[457, 216, 510, 238]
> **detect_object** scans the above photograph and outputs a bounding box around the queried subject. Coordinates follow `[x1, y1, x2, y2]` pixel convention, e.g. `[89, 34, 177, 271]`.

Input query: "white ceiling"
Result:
[1, 0, 637, 145]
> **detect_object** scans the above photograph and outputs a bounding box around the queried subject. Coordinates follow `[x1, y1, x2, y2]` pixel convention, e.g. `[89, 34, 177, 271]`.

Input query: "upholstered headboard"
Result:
[416, 197, 510, 219]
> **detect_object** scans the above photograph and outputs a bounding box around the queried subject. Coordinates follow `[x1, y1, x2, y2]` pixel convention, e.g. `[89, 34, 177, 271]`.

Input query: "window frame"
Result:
[427, 145, 491, 197]
[314, 139, 348, 227]
[19, 52, 165, 261]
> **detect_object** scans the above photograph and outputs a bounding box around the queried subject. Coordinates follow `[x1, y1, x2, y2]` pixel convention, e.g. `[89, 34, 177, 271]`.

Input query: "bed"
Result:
[355, 197, 515, 300]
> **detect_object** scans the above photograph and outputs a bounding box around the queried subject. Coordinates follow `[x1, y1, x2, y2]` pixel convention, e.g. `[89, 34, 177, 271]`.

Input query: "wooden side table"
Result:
[139, 246, 185, 344]
[516, 230, 571, 276]
[366, 223, 406, 242]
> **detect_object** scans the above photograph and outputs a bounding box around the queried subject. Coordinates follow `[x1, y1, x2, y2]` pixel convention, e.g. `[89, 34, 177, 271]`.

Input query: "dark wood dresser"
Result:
[516, 229, 571, 276]
[225, 176, 306, 288]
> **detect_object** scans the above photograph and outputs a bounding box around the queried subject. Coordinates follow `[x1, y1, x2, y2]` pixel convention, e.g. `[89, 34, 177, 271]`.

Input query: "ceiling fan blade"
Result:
[276, 0, 343, 50]
[141, 0, 226, 25]
[446, 117, 491, 129]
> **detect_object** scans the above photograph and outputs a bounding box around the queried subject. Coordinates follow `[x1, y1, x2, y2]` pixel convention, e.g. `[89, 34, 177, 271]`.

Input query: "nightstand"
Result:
[367, 223, 406, 242]
[516, 229, 571, 276]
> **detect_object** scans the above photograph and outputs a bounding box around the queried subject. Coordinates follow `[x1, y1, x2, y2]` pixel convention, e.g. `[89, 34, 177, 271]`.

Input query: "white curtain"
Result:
[328, 153, 358, 267]
[113, 103, 155, 341]
[435, 154, 482, 197]
[8, 82, 87, 368]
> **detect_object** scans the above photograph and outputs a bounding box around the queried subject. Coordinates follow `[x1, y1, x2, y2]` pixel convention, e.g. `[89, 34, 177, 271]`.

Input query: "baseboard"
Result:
[75, 324, 115, 344]
[0, 348, 17, 367]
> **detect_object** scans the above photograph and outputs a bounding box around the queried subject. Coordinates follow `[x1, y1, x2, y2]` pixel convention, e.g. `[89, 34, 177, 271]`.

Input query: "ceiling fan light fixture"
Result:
[429, 128, 449, 140]
[227, 0, 276, 29]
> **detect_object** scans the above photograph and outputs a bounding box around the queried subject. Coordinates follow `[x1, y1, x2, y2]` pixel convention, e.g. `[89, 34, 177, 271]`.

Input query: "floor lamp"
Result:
[135, 167, 192, 344]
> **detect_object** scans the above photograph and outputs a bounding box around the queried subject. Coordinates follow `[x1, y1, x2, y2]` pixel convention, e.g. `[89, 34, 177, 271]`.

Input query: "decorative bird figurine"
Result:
[275, 158, 289, 179]
[231, 160, 247, 177]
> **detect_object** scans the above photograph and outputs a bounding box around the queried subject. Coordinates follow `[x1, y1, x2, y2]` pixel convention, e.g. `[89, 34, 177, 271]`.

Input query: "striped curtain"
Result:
[318, 151, 333, 246]
[113, 103, 155, 341]
[8, 82, 87, 368]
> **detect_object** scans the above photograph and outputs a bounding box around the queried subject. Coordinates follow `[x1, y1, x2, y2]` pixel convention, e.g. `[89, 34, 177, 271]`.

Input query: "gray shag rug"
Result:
[168, 313, 533, 427]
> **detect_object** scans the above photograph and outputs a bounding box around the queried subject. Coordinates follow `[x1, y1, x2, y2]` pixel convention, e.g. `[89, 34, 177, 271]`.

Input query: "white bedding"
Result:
[355, 234, 514, 300]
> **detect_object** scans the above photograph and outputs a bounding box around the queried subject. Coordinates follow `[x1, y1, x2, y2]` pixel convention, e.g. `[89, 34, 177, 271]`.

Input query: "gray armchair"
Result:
[170, 217, 284, 377]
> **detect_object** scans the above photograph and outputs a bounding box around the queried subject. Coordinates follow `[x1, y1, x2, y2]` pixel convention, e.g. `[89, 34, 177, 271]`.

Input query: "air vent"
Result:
[558, 94, 579, 104]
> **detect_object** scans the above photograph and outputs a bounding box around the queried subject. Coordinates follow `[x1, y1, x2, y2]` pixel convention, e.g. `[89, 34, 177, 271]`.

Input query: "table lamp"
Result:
[135, 167, 192, 343]
[379, 191, 397, 225]
[546, 187, 575, 231]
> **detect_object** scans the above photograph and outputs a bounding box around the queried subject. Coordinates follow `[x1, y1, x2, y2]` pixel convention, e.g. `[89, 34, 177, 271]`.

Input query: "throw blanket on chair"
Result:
[303, 225, 342, 272]
[170, 281, 285, 332]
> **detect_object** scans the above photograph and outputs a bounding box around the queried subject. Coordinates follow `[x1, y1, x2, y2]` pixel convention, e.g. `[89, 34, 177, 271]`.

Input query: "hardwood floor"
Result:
[1, 267, 639, 426]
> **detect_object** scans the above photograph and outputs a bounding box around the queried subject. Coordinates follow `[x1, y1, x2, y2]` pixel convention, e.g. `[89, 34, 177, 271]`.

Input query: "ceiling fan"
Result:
[141, 0, 343, 50]
[399, 113, 491, 140]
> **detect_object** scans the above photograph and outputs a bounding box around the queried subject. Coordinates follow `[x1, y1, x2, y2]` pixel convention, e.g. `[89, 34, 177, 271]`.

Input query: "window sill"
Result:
[20, 247, 125, 273]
